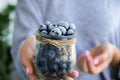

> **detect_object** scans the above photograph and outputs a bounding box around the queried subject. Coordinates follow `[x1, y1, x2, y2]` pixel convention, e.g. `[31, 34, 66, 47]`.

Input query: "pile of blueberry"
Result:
[35, 43, 73, 79]
[39, 21, 76, 37]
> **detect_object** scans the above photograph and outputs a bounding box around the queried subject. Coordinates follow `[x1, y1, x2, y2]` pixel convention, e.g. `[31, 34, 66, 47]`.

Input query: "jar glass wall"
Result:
[33, 33, 76, 80]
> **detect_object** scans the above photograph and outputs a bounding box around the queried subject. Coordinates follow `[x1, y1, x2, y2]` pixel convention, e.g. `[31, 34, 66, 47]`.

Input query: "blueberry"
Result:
[39, 24, 47, 30]
[36, 58, 47, 67]
[67, 29, 74, 35]
[36, 58, 48, 74]
[48, 64, 58, 73]
[40, 30, 48, 34]
[69, 24, 76, 30]
[48, 24, 57, 30]
[39, 65, 48, 74]
[66, 61, 71, 71]
[47, 50, 56, 59]
[53, 57, 60, 63]
[47, 73, 57, 78]
[49, 28, 62, 36]
[51, 73, 57, 78]
[57, 69, 66, 78]
[58, 21, 69, 29]
[45, 21, 51, 26]
[52, 24, 58, 27]
[58, 62, 67, 70]
[48, 24, 54, 30]
[58, 26, 67, 35]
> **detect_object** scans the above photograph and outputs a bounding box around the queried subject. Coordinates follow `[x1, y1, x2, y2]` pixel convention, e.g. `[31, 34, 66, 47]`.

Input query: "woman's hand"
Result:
[78, 43, 120, 75]
[64, 70, 79, 80]
[20, 36, 39, 80]
[20, 36, 78, 80]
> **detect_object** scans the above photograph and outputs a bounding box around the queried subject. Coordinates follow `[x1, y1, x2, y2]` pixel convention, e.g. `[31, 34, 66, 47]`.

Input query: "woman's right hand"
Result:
[20, 36, 39, 80]
[20, 36, 78, 80]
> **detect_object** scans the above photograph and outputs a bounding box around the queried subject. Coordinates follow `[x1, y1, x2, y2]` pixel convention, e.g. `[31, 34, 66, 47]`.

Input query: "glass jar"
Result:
[33, 33, 76, 80]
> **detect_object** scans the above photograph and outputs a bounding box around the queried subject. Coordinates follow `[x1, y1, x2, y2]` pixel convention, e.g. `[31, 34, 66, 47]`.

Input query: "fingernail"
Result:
[81, 50, 89, 57]
[84, 51, 90, 57]
[65, 77, 73, 80]
[85, 51, 91, 61]
[26, 67, 29, 74]
[70, 70, 79, 78]
[94, 59, 99, 65]
[86, 55, 91, 61]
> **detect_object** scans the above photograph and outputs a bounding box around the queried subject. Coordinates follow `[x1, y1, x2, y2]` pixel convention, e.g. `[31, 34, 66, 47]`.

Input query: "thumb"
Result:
[23, 59, 35, 75]
[24, 60, 40, 80]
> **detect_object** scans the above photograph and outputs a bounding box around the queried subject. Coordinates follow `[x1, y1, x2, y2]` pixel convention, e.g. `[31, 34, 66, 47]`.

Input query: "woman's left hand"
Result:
[65, 42, 120, 79]
[78, 43, 120, 75]
[64, 70, 79, 80]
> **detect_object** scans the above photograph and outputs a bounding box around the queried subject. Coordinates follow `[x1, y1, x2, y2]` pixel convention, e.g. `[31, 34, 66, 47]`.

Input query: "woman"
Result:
[11, 0, 120, 80]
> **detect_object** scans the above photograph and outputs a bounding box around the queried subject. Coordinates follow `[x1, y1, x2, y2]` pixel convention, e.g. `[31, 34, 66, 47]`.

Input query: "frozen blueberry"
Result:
[45, 21, 51, 26]
[58, 21, 69, 29]
[40, 30, 48, 35]
[36, 58, 47, 67]
[66, 61, 71, 71]
[39, 65, 48, 74]
[69, 24, 76, 30]
[49, 28, 62, 37]
[58, 26, 67, 35]
[67, 29, 74, 35]
[53, 57, 60, 63]
[51, 73, 57, 78]
[48, 24, 57, 30]
[47, 73, 57, 78]
[58, 62, 67, 70]
[57, 69, 66, 78]
[52, 24, 58, 27]
[47, 50, 56, 59]
[48, 63, 58, 73]
[48, 24, 54, 30]
[39, 24, 47, 30]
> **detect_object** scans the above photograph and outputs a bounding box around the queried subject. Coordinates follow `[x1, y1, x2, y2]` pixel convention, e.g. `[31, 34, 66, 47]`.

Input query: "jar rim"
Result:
[36, 31, 76, 40]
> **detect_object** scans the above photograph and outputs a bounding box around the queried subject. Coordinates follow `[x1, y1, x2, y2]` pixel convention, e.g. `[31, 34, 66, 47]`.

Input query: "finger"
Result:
[26, 64, 39, 80]
[90, 46, 101, 58]
[95, 62, 108, 74]
[26, 67, 30, 74]
[70, 70, 79, 78]
[22, 59, 34, 75]
[64, 77, 73, 80]
[95, 54, 111, 73]
[29, 74, 39, 80]
[85, 51, 98, 75]
[93, 51, 108, 66]
[21, 46, 35, 75]
[78, 51, 89, 73]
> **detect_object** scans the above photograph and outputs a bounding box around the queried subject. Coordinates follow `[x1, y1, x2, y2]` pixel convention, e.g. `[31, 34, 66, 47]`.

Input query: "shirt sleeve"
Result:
[118, 64, 120, 79]
[116, 30, 120, 79]
[11, 0, 43, 78]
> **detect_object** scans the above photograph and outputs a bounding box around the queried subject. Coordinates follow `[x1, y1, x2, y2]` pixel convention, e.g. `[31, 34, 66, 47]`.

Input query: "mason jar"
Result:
[33, 33, 76, 80]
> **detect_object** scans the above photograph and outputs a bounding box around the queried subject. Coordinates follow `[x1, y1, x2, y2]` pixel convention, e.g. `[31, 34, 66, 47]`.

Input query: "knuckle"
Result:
[101, 55, 107, 61]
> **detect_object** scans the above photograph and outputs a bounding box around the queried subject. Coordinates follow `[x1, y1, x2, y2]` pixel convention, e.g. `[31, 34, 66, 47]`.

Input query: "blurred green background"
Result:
[0, 0, 17, 80]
